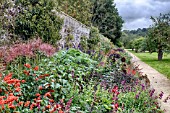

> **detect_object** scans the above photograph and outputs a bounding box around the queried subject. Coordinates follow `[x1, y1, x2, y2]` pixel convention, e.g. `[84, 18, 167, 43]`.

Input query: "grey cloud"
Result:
[115, 0, 170, 30]
[154, 0, 170, 2]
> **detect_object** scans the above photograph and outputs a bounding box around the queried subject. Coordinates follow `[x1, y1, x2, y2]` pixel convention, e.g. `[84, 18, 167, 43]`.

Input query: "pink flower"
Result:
[38, 43, 56, 57]
[112, 86, 118, 93]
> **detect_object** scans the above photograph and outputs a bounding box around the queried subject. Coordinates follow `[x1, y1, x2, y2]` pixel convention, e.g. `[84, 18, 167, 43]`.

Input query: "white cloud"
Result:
[114, 0, 170, 30]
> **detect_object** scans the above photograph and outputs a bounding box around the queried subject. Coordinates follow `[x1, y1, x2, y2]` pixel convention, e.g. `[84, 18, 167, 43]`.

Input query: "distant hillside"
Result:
[123, 28, 149, 37]
[120, 28, 149, 48]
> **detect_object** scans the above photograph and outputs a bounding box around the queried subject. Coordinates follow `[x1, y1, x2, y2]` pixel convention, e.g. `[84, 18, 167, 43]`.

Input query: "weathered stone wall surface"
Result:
[57, 12, 90, 49]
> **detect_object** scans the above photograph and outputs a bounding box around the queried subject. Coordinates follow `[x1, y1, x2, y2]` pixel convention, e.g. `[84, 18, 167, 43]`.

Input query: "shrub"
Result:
[88, 26, 100, 50]
[14, 0, 63, 44]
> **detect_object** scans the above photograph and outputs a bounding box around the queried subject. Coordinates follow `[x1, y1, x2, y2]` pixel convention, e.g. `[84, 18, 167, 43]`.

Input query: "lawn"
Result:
[128, 50, 170, 78]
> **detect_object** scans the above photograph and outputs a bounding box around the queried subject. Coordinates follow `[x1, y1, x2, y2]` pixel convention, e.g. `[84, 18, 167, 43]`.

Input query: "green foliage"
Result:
[88, 26, 100, 50]
[40, 48, 98, 96]
[91, 0, 123, 44]
[133, 37, 145, 53]
[57, 0, 92, 26]
[14, 0, 63, 44]
[120, 31, 138, 49]
[98, 34, 114, 54]
[120, 28, 149, 49]
[80, 36, 88, 52]
[124, 28, 149, 37]
[66, 82, 113, 112]
[65, 34, 74, 48]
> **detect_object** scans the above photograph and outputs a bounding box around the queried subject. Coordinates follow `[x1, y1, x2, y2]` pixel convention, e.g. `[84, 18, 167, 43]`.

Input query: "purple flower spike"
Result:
[150, 89, 155, 97]
[121, 80, 125, 85]
[141, 84, 145, 90]
[135, 92, 140, 99]
[159, 91, 164, 99]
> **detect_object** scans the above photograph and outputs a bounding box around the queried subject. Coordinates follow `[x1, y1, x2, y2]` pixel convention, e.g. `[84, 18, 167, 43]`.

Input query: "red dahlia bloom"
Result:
[35, 93, 41, 97]
[3, 73, 12, 81]
[24, 101, 30, 107]
[24, 64, 31, 68]
[44, 92, 51, 97]
[34, 66, 39, 71]
[112, 86, 118, 93]
[114, 103, 119, 110]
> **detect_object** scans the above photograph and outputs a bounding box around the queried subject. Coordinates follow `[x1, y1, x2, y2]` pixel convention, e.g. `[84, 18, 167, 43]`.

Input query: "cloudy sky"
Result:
[114, 0, 170, 30]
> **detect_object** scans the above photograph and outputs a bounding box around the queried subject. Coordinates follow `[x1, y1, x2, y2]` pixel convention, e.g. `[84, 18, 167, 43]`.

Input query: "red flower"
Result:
[0, 96, 5, 101]
[24, 101, 30, 107]
[38, 86, 43, 90]
[3, 73, 12, 81]
[15, 87, 21, 92]
[18, 101, 24, 106]
[34, 66, 39, 71]
[35, 93, 41, 97]
[38, 75, 45, 79]
[49, 99, 54, 103]
[35, 78, 39, 81]
[37, 97, 41, 100]
[44, 92, 51, 97]
[59, 110, 64, 113]
[56, 104, 62, 109]
[112, 86, 118, 93]
[24, 64, 31, 68]
[44, 74, 50, 77]
[132, 70, 136, 75]
[23, 70, 30, 76]
[115, 91, 120, 96]
[48, 89, 54, 92]
[6, 79, 18, 84]
[21, 80, 26, 83]
[114, 103, 119, 110]
[8, 104, 16, 109]
[50, 109, 56, 113]
[30, 103, 36, 110]
[45, 105, 51, 109]
[6, 94, 18, 103]
[14, 82, 20, 87]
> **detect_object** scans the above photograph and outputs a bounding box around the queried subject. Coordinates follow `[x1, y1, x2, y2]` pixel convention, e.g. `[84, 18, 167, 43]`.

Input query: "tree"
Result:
[91, 0, 123, 44]
[57, 0, 92, 26]
[14, 0, 63, 44]
[147, 13, 170, 60]
[133, 37, 145, 53]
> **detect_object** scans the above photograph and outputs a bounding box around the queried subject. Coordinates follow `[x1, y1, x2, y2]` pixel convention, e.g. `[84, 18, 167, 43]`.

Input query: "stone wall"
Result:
[56, 12, 90, 49]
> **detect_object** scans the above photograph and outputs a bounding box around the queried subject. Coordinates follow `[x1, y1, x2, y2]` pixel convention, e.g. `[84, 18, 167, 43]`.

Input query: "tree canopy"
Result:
[57, 0, 92, 26]
[91, 0, 123, 44]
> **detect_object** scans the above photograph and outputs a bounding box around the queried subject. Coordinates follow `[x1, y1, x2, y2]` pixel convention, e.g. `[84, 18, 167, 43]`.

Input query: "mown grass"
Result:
[128, 50, 170, 79]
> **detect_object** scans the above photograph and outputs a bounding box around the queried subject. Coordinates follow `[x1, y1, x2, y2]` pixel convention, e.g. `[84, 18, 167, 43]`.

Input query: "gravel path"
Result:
[126, 50, 170, 112]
